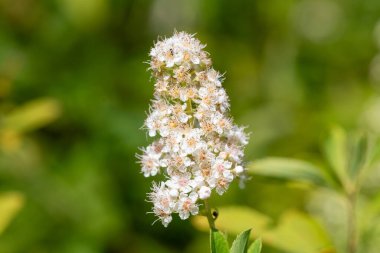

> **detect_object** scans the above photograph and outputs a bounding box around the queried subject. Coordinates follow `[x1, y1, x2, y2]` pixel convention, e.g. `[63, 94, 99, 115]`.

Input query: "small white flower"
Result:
[177, 192, 199, 220]
[179, 113, 189, 123]
[165, 52, 176, 68]
[194, 106, 209, 121]
[154, 79, 169, 93]
[181, 129, 203, 154]
[150, 47, 158, 57]
[167, 153, 193, 173]
[198, 87, 208, 98]
[223, 144, 243, 163]
[207, 69, 222, 86]
[212, 113, 232, 134]
[198, 186, 211, 199]
[138, 146, 161, 177]
[191, 54, 200, 65]
[235, 165, 244, 174]
[212, 158, 232, 175]
[164, 132, 182, 153]
[169, 188, 179, 197]
[166, 172, 194, 193]
[215, 179, 231, 195]
[149, 183, 175, 226]
[174, 66, 191, 84]
[193, 147, 214, 164]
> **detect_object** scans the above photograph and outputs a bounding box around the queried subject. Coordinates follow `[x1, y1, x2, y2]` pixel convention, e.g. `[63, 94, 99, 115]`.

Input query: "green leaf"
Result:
[368, 138, 380, 167]
[230, 229, 251, 253]
[323, 126, 348, 187]
[362, 190, 380, 230]
[192, 206, 271, 236]
[348, 133, 368, 179]
[247, 157, 331, 187]
[262, 210, 335, 253]
[1, 98, 61, 133]
[0, 192, 24, 235]
[210, 230, 229, 253]
[248, 238, 262, 253]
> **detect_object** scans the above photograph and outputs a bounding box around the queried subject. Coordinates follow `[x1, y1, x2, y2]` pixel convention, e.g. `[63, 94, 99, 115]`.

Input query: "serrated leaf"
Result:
[248, 238, 262, 253]
[230, 229, 251, 253]
[247, 157, 331, 187]
[192, 206, 271, 237]
[210, 230, 229, 253]
[323, 126, 348, 187]
[262, 210, 335, 253]
[0, 192, 24, 235]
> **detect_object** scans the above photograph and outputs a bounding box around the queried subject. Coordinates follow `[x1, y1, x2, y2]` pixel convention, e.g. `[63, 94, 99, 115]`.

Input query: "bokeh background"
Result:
[1, 0, 380, 252]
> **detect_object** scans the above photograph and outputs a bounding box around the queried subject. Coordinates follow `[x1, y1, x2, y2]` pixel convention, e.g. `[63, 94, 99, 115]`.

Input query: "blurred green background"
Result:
[1, 0, 380, 252]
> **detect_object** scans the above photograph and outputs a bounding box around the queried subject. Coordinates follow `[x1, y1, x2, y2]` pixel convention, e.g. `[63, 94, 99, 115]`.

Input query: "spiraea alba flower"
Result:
[138, 31, 249, 227]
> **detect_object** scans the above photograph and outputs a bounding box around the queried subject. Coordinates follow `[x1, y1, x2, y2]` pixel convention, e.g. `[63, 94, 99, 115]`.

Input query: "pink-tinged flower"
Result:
[177, 192, 199, 220]
[138, 146, 161, 177]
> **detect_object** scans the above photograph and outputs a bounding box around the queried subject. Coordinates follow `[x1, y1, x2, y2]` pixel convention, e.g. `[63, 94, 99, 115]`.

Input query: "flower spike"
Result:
[138, 31, 249, 227]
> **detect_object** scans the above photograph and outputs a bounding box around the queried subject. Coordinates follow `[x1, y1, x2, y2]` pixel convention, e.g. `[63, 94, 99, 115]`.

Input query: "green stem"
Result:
[204, 199, 217, 231]
[186, 99, 194, 127]
[347, 190, 357, 253]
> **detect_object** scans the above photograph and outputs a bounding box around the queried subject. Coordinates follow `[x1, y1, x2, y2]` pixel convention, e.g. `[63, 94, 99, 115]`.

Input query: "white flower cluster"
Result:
[138, 31, 249, 227]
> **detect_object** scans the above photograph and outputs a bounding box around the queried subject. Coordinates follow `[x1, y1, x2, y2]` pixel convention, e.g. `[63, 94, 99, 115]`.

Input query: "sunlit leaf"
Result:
[323, 126, 348, 187]
[1, 98, 61, 134]
[210, 230, 229, 253]
[247, 157, 332, 187]
[0, 192, 24, 235]
[192, 206, 272, 237]
[248, 238, 262, 253]
[230, 229, 251, 253]
[262, 210, 335, 253]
